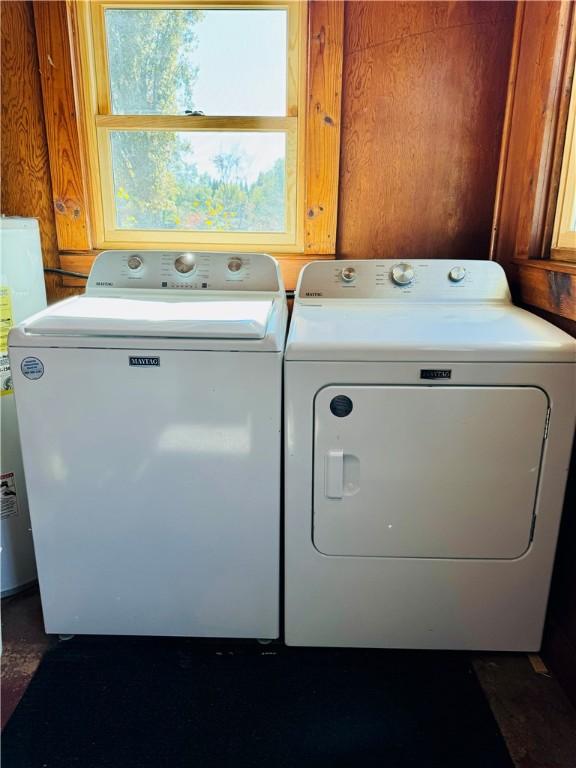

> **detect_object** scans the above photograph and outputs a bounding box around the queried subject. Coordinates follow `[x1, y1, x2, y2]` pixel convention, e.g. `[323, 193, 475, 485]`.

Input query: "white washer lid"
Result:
[22, 295, 274, 339]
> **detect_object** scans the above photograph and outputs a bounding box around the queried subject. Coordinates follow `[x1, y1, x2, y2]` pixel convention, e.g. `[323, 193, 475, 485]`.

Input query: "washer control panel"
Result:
[297, 260, 510, 302]
[87, 251, 282, 293]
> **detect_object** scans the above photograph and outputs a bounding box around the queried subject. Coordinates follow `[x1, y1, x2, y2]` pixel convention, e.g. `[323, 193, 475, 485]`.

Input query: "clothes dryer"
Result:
[284, 259, 575, 649]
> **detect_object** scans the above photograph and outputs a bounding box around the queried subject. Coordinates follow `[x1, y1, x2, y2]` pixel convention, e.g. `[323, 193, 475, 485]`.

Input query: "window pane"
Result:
[105, 9, 287, 116]
[109, 131, 286, 232]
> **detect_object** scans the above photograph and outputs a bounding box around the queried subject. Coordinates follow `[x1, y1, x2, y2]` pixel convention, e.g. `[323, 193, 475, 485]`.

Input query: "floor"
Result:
[2, 588, 576, 767]
[1, 586, 54, 729]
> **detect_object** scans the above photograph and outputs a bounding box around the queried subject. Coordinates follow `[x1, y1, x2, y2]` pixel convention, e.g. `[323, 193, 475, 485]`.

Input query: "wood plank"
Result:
[59, 252, 335, 291]
[512, 257, 576, 276]
[0, 0, 75, 303]
[489, 2, 526, 260]
[33, 0, 91, 251]
[516, 261, 576, 321]
[304, 0, 344, 254]
[345, 0, 511, 54]
[337, 1, 515, 261]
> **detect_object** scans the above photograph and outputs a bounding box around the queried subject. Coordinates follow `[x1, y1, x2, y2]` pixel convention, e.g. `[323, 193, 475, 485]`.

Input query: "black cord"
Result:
[44, 268, 89, 279]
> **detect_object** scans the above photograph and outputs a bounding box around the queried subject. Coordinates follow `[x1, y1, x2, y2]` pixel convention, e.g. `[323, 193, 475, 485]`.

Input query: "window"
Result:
[76, 1, 306, 251]
[552, 63, 576, 260]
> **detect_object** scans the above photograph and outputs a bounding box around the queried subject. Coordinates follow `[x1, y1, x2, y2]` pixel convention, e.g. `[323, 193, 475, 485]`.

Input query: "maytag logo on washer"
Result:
[129, 356, 160, 367]
[420, 369, 452, 380]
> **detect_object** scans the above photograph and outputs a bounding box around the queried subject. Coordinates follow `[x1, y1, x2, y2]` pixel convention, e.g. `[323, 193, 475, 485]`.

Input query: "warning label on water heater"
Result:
[0, 286, 13, 396]
[1, 472, 19, 519]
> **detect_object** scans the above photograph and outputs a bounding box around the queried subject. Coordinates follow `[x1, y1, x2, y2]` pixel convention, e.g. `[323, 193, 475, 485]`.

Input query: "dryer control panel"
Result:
[297, 260, 511, 302]
[86, 251, 282, 294]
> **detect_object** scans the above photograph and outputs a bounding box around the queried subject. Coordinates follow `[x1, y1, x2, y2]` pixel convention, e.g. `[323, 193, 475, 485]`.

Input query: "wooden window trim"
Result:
[79, 0, 305, 251]
[512, 257, 576, 322]
[491, 0, 576, 322]
[33, 0, 343, 289]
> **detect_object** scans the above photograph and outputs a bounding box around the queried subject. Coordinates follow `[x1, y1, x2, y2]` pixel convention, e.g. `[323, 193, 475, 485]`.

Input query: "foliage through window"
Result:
[77, 1, 305, 250]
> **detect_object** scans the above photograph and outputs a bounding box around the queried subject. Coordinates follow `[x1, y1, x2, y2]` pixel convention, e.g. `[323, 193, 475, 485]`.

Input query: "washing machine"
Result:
[284, 259, 576, 650]
[9, 250, 286, 639]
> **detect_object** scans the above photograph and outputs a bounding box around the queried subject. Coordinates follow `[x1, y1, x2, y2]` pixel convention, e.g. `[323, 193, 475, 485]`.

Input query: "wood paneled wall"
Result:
[2, 0, 518, 299]
[337, 1, 516, 261]
[0, 0, 74, 302]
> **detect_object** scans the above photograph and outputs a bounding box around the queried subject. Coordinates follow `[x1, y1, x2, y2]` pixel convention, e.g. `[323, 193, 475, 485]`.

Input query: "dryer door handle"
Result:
[325, 449, 344, 498]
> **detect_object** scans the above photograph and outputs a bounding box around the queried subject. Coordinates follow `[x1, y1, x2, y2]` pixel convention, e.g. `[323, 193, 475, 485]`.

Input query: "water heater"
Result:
[1, 217, 47, 595]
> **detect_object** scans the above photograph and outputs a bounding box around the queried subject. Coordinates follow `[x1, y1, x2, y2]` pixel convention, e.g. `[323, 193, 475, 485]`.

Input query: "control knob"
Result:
[448, 266, 467, 282]
[174, 253, 196, 274]
[227, 257, 243, 273]
[127, 255, 143, 270]
[341, 266, 356, 282]
[391, 263, 415, 286]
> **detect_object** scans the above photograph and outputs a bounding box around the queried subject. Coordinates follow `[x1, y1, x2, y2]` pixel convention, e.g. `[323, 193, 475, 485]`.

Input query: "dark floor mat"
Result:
[1, 637, 513, 768]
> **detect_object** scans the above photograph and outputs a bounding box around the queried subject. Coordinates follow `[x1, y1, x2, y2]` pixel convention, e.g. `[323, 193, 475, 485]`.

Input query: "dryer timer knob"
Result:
[449, 266, 467, 282]
[391, 263, 415, 286]
[341, 266, 356, 282]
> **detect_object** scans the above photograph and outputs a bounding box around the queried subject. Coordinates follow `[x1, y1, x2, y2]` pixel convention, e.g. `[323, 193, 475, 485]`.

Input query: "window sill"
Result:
[59, 251, 335, 291]
[551, 247, 576, 264]
[512, 257, 576, 321]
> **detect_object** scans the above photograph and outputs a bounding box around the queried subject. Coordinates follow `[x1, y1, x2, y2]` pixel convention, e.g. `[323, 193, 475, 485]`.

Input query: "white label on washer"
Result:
[1, 472, 19, 519]
[21, 357, 44, 380]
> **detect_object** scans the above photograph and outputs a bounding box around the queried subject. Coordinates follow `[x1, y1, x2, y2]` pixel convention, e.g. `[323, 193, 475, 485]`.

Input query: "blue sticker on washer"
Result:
[21, 357, 44, 380]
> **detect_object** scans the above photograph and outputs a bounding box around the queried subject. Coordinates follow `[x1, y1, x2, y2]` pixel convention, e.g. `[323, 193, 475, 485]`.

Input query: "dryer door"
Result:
[313, 386, 548, 559]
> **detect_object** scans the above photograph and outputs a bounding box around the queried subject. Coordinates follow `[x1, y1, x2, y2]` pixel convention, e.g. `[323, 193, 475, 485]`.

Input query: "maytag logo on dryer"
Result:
[305, 291, 323, 297]
[129, 356, 160, 367]
[420, 369, 452, 380]
[95, 281, 114, 287]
